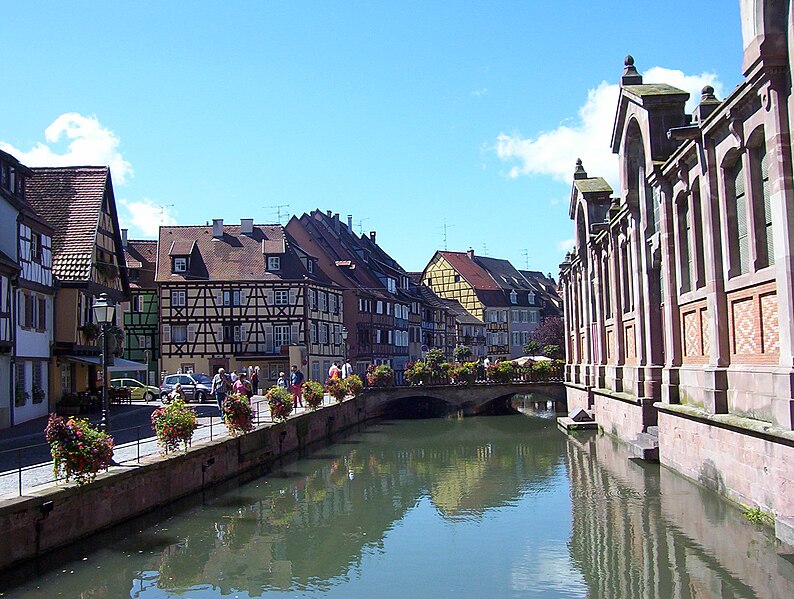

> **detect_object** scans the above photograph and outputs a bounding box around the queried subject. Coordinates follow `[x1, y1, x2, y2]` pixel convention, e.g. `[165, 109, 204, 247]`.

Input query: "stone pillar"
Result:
[656, 174, 681, 404]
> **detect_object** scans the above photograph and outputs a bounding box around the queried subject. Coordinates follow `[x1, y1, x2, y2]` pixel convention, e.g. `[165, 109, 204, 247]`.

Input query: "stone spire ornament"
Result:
[621, 55, 643, 86]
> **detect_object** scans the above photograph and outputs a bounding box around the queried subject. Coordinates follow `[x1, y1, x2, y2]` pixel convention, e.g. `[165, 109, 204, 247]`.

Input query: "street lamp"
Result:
[341, 326, 348, 363]
[92, 293, 116, 433]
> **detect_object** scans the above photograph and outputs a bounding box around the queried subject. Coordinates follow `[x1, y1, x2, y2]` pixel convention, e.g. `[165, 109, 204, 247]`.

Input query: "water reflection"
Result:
[3, 412, 793, 598]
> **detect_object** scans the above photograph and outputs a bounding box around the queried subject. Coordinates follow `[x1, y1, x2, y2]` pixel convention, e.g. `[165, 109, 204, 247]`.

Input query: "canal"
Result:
[2, 403, 792, 598]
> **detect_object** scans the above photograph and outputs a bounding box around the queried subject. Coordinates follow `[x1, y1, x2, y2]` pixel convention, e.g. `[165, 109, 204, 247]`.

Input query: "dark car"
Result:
[159, 373, 213, 402]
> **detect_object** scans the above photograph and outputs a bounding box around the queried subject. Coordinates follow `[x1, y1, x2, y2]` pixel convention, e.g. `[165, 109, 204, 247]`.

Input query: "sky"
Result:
[0, 1, 744, 278]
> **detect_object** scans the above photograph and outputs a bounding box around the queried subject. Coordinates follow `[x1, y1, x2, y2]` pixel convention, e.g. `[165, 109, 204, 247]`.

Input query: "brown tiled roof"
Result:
[155, 223, 332, 283]
[168, 240, 195, 256]
[25, 167, 109, 281]
[125, 240, 157, 290]
[439, 251, 499, 291]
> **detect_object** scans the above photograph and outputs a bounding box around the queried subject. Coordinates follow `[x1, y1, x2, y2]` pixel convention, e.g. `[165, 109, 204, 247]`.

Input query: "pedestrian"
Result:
[483, 356, 491, 368]
[212, 368, 231, 412]
[329, 361, 341, 380]
[341, 360, 353, 379]
[230, 370, 238, 383]
[276, 371, 289, 389]
[234, 372, 252, 399]
[251, 367, 259, 395]
[290, 365, 305, 407]
[165, 383, 185, 404]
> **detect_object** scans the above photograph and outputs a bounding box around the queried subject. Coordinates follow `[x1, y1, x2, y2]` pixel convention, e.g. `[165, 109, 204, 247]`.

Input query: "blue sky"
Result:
[0, 1, 743, 277]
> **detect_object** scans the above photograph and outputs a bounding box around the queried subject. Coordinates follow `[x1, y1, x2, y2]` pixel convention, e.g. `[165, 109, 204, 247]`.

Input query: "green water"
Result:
[2, 409, 793, 598]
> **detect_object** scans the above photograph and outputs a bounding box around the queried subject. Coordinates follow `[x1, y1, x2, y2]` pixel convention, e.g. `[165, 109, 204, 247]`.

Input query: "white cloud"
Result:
[557, 237, 575, 252]
[119, 198, 176, 237]
[0, 113, 133, 184]
[471, 88, 488, 98]
[495, 67, 724, 190]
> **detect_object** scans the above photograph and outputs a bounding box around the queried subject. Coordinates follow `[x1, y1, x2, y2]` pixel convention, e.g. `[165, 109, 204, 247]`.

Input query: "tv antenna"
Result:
[521, 249, 529, 269]
[356, 217, 370, 235]
[439, 222, 455, 250]
[158, 204, 175, 224]
[264, 203, 290, 224]
[482, 242, 488, 256]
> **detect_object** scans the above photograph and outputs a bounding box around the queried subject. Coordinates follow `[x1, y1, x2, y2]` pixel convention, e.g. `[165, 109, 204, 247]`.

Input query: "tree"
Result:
[530, 316, 564, 349]
[453, 344, 473, 363]
[523, 340, 542, 356]
[543, 344, 562, 359]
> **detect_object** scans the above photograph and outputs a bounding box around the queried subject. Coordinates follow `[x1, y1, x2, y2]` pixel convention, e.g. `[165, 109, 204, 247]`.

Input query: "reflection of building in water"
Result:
[559, 0, 794, 533]
[566, 433, 794, 598]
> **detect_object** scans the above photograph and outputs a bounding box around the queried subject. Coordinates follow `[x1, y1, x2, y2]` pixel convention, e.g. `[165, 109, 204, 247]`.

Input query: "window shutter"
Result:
[215, 290, 223, 306]
[239, 324, 247, 345]
[187, 324, 196, 343]
[240, 289, 247, 305]
[162, 324, 171, 344]
[291, 323, 300, 344]
[265, 324, 274, 353]
[266, 289, 275, 305]
[289, 288, 297, 305]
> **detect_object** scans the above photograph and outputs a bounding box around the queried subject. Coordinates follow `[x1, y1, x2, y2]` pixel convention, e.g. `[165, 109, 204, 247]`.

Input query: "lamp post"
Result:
[92, 293, 116, 433]
[341, 326, 348, 363]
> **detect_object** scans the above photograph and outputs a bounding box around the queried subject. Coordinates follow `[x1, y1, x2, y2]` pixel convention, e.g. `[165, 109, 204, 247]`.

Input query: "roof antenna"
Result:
[521, 249, 529, 269]
[482, 242, 488, 256]
[264, 203, 290, 224]
[440, 221, 455, 250]
[356, 217, 370, 235]
[158, 204, 175, 224]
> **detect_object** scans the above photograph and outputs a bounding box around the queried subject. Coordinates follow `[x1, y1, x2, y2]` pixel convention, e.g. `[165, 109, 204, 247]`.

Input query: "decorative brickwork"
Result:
[683, 310, 699, 356]
[700, 308, 710, 357]
[681, 301, 709, 364]
[624, 321, 636, 364]
[760, 292, 779, 354]
[731, 297, 756, 354]
[606, 326, 615, 363]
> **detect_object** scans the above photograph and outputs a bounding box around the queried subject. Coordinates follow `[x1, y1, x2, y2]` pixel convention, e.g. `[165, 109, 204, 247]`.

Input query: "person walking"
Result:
[251, 367, 259, 395]
[212, 368, 231, 412]
[276, 371, 289, 389]
[328, 362, 341, 380]
[234, 372, 253, 399]
[341, 360, 353, 379]
[290, 365, 305, 407]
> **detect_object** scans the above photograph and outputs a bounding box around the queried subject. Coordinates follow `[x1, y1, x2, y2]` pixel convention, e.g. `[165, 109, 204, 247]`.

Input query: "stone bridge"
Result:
[360, 382, 567, 418]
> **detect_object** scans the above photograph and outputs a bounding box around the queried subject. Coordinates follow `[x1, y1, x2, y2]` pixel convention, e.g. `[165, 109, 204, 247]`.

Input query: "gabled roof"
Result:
[25, 166, 118, 283]
[125, 240, 157, 290]
[155, 223, 333, 284]
[437, 251, 499, 291]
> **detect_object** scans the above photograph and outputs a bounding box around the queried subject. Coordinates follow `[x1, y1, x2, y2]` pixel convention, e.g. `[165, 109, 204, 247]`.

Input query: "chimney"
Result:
[369, 231, 376, 243]
[121, 228, 128, 248]
[467, 248, 475, 260]
[241, 218, 254, 235]
[347, 214, 353, 230]
[212, 219, 224, 239]
[326, 210, 332, 218]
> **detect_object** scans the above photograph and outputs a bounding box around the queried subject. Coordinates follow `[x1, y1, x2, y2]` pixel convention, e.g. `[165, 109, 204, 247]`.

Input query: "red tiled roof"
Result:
[25, 167, 109, 281]
[125, 240, 157, 289]
[155, 224, 329, 283]
[439, 251, 499, 291]
[168, 240, 195, 256]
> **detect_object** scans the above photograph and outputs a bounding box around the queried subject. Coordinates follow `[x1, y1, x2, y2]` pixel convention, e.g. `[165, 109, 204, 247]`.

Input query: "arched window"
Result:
[676, 193, 692, 293]
[727, 157, 750, 276]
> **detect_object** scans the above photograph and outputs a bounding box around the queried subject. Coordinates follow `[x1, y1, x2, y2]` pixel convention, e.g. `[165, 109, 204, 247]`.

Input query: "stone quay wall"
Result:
[0, 396, 367, 572]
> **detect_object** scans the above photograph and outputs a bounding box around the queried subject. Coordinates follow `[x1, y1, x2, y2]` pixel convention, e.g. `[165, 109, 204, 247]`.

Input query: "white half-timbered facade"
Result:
[157, 219, 344, 384]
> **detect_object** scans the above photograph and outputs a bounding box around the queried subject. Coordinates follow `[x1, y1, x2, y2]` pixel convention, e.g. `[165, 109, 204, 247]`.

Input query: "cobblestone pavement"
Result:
[0, 395, 334, 500]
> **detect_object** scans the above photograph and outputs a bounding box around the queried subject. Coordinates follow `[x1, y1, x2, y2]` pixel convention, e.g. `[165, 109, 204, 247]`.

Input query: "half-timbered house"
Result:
[286, 211, 411, 374]
[121, 234, 159, 385]
[156, 219, 344, 385]
[25, 166, 130, 406]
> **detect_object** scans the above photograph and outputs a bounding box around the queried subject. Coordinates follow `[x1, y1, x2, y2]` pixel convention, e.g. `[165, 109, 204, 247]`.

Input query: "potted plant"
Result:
[79, 322, 100, 343]
[45, 414, 114, 485]
[326, 377, 347, 402]
[450, 361, 477, 385]
[344, 374, 363, 397]
[405, 360, 432, 385]
[15, 385, 28, 407]
[32, 385, 46, 404]
[488, 361, 516, 384]
[150, 399, 199, 454]
[266, 385, 293, 422]
[302, 380, 325, 410]
[222, 393, 254, 436]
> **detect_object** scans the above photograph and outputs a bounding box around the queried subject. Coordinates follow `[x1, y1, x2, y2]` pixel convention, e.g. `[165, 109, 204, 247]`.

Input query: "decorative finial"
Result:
[573, 158, 587, 180]
[701, 85, 716, 101]
[621, 54, 642, 86]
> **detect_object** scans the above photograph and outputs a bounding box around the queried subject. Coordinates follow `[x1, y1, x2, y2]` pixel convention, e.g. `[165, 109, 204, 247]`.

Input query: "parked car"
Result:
[159, 373, 213, 402]
[110, 378, 160, 402]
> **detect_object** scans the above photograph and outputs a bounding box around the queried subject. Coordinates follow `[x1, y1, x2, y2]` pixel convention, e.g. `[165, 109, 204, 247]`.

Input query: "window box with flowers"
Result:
[79, 322, 100, 343]
[45, 414, 114, 485]
[15, 385, 29, 407]
[32, 385, 46, 404]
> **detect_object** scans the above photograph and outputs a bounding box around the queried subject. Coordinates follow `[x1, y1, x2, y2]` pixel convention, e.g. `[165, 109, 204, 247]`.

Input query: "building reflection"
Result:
[565, 432, 794, 598]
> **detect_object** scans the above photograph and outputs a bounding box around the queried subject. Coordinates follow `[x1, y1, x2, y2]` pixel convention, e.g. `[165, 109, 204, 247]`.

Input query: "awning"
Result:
[64, 355, 148, 372]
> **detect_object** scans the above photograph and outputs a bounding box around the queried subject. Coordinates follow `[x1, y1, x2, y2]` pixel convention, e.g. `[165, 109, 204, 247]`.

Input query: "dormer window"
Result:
[528, 292, 535, 305]
[307, 260, 314, 274]
[268, 256, 281, 271]
[510, 290, 518, 304]
[174, 257, 187, 273]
